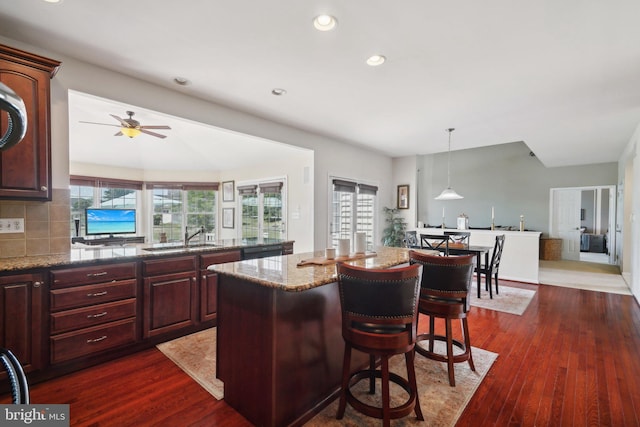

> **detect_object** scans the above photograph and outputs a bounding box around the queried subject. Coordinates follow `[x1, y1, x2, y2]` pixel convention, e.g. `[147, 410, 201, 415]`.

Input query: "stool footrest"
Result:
[345, 369, 418, 421]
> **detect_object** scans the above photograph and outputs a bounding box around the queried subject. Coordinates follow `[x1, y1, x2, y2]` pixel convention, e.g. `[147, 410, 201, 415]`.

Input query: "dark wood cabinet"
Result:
[199, 250, 241, 322]
[142, 256, 197, 338]
[0, 44, 60, 200]
[0, 273, 44, 373]
[49, 262, 138, 364]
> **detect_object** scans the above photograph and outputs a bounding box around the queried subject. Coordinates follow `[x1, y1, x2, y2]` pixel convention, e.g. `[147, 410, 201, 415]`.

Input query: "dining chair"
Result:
[0, 348, 30, 404]
[403, 230, 420, 248]
[444, 231, 470, 249]
[335, 262, 424, 426]
[475, 234, 506, 298]
[409, 251, 476, 387]
[420, 234, 449, 255]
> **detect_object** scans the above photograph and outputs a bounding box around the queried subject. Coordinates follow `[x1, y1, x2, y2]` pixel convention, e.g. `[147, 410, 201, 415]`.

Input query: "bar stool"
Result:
[335, 262, 424, 427]
[409, 251, 475, 387]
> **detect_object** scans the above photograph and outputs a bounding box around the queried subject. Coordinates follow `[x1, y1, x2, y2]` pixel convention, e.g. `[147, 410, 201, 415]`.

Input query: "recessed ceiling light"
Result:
[366, 55, 386, 66]
[173, 77, 190, 86]
[313, 15, 337, 31]
[271, 88, 287, 96]
[43, 0, 62, 3]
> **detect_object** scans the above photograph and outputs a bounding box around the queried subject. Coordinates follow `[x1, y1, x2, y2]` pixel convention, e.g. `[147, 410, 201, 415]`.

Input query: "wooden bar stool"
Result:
[409, 251, 475, 387]
[335, 262, 424, 427]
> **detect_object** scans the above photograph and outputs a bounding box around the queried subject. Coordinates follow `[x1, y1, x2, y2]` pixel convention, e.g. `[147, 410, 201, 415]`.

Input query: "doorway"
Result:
[549, 185, 616, 264]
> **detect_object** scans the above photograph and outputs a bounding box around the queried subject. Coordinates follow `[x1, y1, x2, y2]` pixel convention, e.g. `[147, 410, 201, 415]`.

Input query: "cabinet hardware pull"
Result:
[33, 281, 42, 288]
[40, 186, 48, 191]
[87, 311, 107, 319]
[86, 271, 108, 278]
[87, 291, 108, 297]
[86, 335, 107, 344]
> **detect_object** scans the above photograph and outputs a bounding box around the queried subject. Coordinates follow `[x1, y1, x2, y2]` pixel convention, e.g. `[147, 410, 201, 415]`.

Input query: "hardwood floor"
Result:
[3, 279, 640, 426]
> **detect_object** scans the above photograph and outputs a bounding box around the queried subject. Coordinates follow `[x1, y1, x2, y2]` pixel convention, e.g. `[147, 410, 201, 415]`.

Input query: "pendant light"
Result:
[435, 128, 464, 200]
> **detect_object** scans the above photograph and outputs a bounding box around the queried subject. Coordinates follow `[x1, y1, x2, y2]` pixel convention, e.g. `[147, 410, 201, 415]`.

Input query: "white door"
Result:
[551, 188, 581, 260]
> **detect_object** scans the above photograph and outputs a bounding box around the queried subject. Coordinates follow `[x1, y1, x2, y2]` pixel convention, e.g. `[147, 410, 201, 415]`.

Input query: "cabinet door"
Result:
[0, 273, 44, 373]
[200, 271, 218, 322]
[0, 45, 60, 200]
[143, 271, 197, 338]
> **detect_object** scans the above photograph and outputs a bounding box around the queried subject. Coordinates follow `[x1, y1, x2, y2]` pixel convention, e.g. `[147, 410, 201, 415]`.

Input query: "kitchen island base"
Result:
[217, 275, 366, 427]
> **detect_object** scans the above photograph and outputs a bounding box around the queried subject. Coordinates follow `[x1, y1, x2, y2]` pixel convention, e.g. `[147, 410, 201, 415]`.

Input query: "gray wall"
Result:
[417, 142, 618, 234]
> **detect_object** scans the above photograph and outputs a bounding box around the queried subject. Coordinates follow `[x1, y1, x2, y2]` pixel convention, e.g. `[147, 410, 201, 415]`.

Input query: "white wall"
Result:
[2, 36, 393, 253]
[619, 124, 639, 303]
[392, 156, 418, 229]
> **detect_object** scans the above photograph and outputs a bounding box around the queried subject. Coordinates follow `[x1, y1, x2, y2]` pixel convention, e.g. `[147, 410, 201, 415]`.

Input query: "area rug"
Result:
[470, 284, 536, 315]
[306, 342, 497, 427]
[158, 328, 498, 427]
[156, 328, 223, 399]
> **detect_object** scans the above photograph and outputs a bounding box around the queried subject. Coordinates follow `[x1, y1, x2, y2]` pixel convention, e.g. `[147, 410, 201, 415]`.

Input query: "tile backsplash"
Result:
[0, 188, 70, 258]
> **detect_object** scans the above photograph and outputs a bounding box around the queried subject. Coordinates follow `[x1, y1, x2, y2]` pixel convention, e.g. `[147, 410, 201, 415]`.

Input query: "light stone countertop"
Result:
[208, 246, 439, 292]
[0, 238, 293, 273]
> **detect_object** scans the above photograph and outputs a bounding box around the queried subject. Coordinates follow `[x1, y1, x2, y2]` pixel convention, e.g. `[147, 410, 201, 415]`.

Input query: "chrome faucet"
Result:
[185, 226, 205, 245]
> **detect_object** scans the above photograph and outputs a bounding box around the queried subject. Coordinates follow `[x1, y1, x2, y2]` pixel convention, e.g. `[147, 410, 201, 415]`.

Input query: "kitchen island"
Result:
[209, 246, 422, 427]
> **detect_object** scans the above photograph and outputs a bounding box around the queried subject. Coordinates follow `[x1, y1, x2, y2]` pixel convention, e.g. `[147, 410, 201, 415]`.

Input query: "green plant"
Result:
[381, 206, 407, 247]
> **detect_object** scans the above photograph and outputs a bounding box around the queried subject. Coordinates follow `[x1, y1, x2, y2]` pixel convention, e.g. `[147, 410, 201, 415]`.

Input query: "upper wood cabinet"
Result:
[0, 44, 60, 200]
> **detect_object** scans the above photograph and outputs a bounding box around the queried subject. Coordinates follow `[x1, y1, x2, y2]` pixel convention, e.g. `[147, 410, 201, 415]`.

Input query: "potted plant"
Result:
[381, 206, 407, 247]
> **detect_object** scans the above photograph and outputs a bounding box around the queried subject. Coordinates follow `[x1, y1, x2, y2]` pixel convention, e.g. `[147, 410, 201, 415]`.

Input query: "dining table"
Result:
[419, 234, 493, 298]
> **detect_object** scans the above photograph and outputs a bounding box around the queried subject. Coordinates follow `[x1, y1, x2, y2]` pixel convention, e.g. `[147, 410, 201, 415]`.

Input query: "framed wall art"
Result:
[222, 181, 235, 202]
[397, 184, 409, 209]
[223, 207, 235, 228]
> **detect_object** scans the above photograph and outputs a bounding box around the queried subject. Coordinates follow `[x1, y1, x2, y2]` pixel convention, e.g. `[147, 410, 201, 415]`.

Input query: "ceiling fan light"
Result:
[435, 187, 464, 200]
[121, 127, 141, 138]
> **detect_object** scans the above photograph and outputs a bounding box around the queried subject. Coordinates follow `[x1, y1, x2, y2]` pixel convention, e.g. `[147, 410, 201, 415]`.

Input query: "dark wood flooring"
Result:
[3, 279, 640, 426]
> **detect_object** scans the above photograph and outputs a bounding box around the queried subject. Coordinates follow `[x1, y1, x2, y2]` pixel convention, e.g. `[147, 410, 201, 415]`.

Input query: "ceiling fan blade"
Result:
[140, 125, 171, 130]
[139, 129, 167, 139]
[114, 131, 123, 136]
[79, 121, 120, 127]
[110, 114, 129, 127]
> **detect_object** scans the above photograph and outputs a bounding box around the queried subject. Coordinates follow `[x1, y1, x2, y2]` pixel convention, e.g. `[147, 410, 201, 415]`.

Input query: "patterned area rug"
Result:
[471, 284, 536, 315]
[156, 328, 223, 399]
[158, 328, 498, 427]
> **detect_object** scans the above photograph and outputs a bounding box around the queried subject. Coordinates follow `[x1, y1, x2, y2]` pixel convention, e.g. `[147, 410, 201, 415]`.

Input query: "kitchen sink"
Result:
[142, 243, 218, 252]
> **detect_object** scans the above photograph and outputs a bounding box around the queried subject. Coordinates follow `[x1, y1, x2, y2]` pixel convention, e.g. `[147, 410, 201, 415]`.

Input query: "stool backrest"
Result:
[408, 251, 474, 309]
[337, 263, 422, 350]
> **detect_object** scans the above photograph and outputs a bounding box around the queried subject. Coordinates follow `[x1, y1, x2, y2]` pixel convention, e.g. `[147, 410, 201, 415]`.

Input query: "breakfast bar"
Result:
[209, 246, 418, 427]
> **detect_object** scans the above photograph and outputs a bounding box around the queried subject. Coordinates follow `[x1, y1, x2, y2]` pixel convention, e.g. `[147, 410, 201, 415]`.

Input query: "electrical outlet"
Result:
[0, 218, 25, 233]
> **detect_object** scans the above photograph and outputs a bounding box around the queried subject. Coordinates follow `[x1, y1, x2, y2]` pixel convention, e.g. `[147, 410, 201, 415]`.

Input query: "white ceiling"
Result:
[1, 1, 640, 169]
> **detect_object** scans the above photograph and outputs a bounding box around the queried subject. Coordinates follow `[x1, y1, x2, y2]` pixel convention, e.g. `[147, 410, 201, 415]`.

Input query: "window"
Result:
[238, 180, 286, 241]
[148, 182, 218, 244]
[70, 176, 141, 237]
[330, 179, 378, 251]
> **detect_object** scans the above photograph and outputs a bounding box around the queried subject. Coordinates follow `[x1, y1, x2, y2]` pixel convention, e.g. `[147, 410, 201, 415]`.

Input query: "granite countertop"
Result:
[0, 238, 293, 272]
[209, 246, 439, 292]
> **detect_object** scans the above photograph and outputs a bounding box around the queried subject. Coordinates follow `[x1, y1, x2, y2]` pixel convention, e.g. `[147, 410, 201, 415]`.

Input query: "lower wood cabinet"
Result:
[0, 273, 44, 373]
[199, 250, 241, 322]
[49, 262, 138, 364]
[142, 255, 197, 338]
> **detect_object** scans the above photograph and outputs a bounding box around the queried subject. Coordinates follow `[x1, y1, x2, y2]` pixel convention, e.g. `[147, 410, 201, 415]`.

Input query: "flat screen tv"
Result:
[85, 208, 136, 236]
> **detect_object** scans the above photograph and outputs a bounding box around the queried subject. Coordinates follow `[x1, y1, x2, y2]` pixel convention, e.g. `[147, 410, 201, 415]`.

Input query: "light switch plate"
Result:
[0, 218, 25, 233]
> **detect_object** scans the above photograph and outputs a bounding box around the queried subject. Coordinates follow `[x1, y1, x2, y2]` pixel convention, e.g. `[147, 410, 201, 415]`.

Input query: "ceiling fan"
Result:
[80, 110, 171, 139]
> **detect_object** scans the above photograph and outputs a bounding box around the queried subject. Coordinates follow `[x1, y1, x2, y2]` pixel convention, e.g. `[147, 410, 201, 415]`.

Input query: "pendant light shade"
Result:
[435, 128, 464, 200]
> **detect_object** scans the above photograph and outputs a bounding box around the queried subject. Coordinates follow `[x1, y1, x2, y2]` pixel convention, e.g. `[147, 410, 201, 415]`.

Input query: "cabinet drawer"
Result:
[200, 250, 241, 266]
[50, 279, 137, 311]
[50, 298, 137, 334]
[142, 256, 196, 276]
[50, 318, 136, 364]
[51, 262, 137, 289]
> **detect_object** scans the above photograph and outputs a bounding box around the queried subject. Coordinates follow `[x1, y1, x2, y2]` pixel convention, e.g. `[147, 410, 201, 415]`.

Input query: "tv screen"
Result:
[85, 208, 136, 236]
